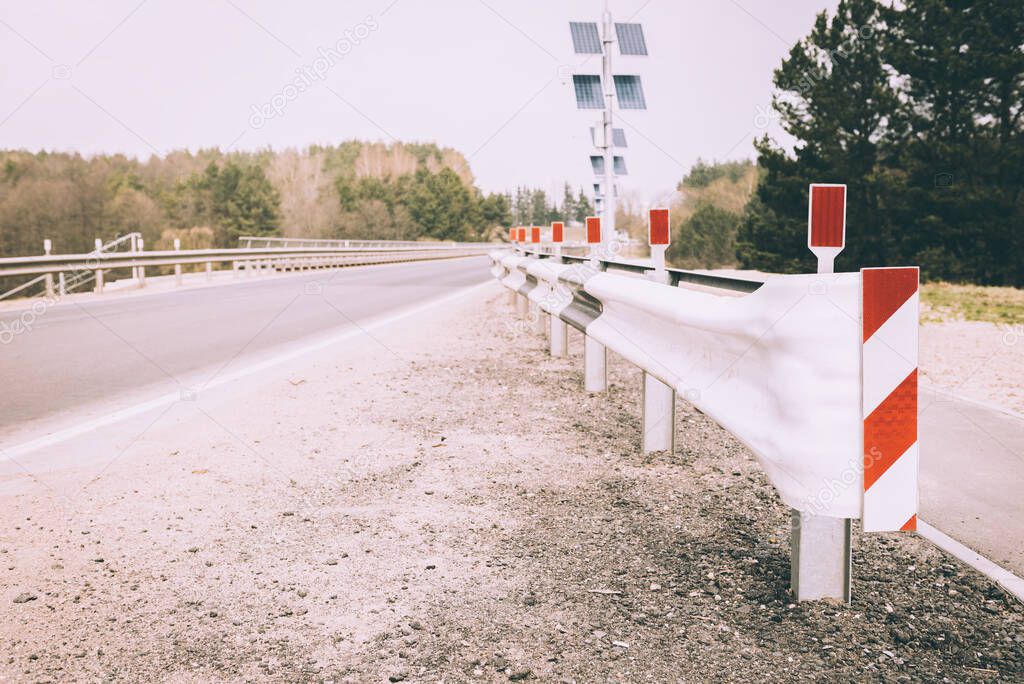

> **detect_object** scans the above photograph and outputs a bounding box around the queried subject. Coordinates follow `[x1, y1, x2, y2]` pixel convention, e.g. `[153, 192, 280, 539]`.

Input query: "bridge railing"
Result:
[0, 237, 494, 300]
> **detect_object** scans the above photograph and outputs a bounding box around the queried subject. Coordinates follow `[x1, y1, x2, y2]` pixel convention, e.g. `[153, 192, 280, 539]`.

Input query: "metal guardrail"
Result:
[520, 248, 765, 294]
[0, 238, 494, 300]
[491, 247, 921, 604]
[237, 236, 489, 250]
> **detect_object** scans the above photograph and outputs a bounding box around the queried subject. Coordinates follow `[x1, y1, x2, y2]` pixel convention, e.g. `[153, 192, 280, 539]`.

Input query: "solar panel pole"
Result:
[601, 6, 616, 256]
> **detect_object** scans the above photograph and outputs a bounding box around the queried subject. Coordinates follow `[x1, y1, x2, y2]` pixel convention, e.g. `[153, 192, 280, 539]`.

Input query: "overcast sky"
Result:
[0, 0, 838, 205]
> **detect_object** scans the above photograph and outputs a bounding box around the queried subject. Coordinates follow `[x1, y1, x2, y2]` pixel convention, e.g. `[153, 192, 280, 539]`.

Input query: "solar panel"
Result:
[573, 75, 603, 109]
[591, 156, 627, 175]
[569, 22, 601, 54]
[589, 126, 627, 148]
[614, 75, 647, 109]
[615, 23, 648, 55]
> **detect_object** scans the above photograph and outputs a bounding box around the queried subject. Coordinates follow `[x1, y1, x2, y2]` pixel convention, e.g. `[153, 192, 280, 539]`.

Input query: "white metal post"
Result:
[550, 315, 568, 357]
[93, 238, 104, 294]
[130, 233, 138, 283]
[791, 511, 851, 602]
[651, 245, 667, 279]
[205, 261, 213, 281]
[790, 207, 853, 602]
[58, 272, 66, 297]
[533, 302, 547, 335]
[516, 292, 529, 318]
[43, 239, 54, 298]
[173, 238, 183, 286]
[584, 334, 607, 392]
[642, 373, 675, 453]
[137, 237, 146, 287]
[601, 7, 616, 258]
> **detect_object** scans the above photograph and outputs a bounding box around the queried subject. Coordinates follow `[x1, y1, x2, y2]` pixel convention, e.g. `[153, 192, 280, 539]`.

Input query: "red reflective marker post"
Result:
[648, 208, 670, 280]
[531, 226, 540, 244]
[792, 183, 852, 602]
[583, 215, 607, 391]
[586, 216, 601, 267]
[548, 220, 568, 356]
[551, 221, 564, 261]
[642, 207, 675, 453]
[807, 183, 846, 274]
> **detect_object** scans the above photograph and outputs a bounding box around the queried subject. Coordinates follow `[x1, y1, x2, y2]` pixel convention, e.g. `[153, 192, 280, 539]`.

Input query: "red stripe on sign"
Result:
[531, 226, 540, 243]
[862, 267, 919, 341]
[810, 185, 845, 247]
[864, 368, 918, 490]
[551, 222, 564, 243]
[900, 514, 917, 531]
[649, 208, 670, 245]
[586, 216, 601, 243]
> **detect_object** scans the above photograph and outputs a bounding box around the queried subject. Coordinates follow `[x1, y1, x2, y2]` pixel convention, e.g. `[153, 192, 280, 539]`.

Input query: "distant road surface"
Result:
[0, 256, 490, 432]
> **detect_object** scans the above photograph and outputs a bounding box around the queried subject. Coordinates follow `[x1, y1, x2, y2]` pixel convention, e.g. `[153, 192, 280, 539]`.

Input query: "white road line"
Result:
[1, 281, 494, 461]
[917, 519, 1024, 604]
[921, 383, 1024, 422]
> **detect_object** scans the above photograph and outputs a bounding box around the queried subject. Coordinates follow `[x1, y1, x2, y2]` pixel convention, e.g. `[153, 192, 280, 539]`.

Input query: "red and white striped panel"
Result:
[862, 267, 919, 532]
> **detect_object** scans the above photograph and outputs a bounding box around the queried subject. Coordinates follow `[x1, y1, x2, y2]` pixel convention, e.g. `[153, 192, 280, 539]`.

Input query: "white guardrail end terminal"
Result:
[489, 184, 922, 604]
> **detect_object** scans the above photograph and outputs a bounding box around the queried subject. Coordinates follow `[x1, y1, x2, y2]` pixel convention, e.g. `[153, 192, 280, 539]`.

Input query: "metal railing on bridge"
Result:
[0, 236, 494, 302]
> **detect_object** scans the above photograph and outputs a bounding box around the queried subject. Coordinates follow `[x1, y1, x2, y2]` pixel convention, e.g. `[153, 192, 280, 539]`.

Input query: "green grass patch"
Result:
[921, 282, 1024, 324]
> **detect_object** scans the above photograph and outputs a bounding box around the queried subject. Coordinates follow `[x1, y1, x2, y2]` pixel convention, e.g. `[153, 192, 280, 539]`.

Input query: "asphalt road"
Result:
[0, 256, 490, 431]
[919, 389, 1024, 576]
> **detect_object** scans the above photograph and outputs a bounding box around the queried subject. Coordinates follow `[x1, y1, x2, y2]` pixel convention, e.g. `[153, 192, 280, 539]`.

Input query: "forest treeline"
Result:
[0, 142, 520, 257]
[0, 140, 598, 258]
[733, 0, 1023, 286]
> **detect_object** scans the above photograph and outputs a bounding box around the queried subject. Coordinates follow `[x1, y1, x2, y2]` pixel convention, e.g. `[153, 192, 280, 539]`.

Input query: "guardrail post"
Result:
[173, 239, 183, 286]
[130, 233, 139, 283]
[550, 315, 568, 357]
[137, 238, 146, 287]
[534, 305, 547, 335]
[583, 335, 607, 392]
[642, 373, 675, 453]
[43, 239, 54, 298]
[58, 272, 66, 297]
[93, 238, 104, 294]
[205, 261, 213, 281]
[790, 183, 853, 603]
[790, 512, 852, 602]
[515, 292, 529, 318]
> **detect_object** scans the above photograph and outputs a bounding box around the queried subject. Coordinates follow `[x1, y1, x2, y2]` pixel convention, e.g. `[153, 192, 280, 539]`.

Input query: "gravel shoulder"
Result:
[919, 319, 1024, 415]
[1, 283, 1022, 683]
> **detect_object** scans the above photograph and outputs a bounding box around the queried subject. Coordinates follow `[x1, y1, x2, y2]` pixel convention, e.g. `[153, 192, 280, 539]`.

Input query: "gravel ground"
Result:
[1, 285, 1022, 683]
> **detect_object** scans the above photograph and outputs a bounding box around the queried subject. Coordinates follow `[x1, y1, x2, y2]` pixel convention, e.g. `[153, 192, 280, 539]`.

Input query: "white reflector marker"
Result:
[808, 184, 846, 273]
[648, 208, 670, 278]
[862, 266, 920, 532]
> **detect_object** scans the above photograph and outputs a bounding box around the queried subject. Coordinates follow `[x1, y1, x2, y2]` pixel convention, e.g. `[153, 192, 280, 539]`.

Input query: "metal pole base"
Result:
[534, 307, 547, 336]
[550, 315, 568, 357]
[790, 510, 852, 602]
[642, 372, 675, 453]
[515, 293, 529, 318]
[584, 335, 607, 393]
